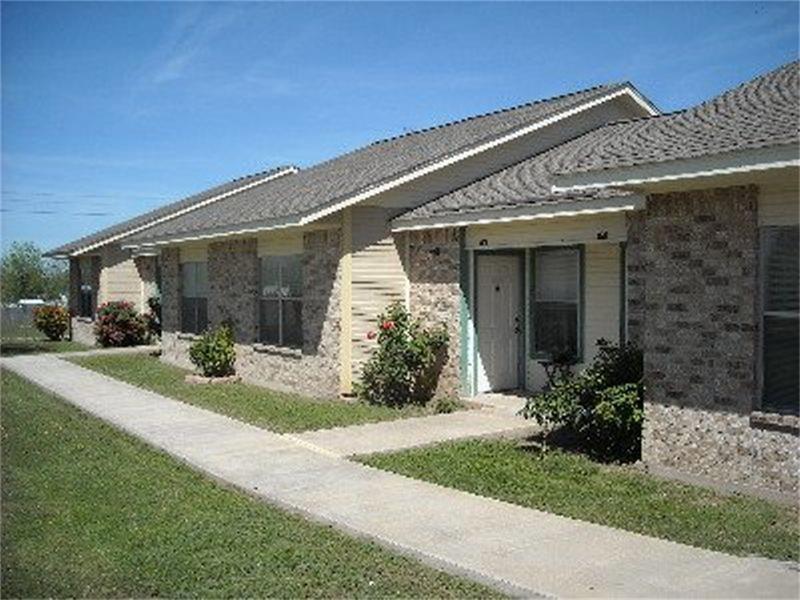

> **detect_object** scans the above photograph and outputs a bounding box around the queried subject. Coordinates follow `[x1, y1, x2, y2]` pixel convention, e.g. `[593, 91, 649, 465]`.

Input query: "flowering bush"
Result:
[356, 302, 449, 407]
[189, 323, 236, 377]
[94, 301, 149, 347]
[32, 305, 70, 341]
[521, 339, 644, 462]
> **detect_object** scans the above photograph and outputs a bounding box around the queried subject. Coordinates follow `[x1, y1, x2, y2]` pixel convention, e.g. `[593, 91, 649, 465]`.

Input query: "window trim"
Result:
[528, 244, 585, 363]
[259, 254, 303, 349]
[757, 225, 799, 416]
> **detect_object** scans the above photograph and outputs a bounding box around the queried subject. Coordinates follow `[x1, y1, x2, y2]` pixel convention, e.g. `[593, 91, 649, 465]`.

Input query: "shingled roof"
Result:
[393, 130, 631, 224]
[557, 60, 799, 178]
[126, 82, 642, 244]
[396, 60, 799, 225]
[46, 166, 297, 256]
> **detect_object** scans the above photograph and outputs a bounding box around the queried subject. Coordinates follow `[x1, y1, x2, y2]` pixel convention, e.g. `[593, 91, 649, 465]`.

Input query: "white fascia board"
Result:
[552, 143, 800, 193]
[70, 167, 298, 257]
[298, 87, 659, 226]
[391, 195, 645, 232]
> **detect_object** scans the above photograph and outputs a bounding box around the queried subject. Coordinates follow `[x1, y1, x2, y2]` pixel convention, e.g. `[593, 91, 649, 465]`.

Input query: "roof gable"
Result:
[397, 60, 799, 227]
[554, 61, 799, 185]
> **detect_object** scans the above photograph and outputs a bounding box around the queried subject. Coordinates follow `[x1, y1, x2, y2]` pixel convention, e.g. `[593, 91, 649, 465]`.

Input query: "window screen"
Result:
[78, 257, 94, 319]
[532, 247, 581, 360]
[761, 226, 799, 415]
[181, 262, 208, 335]
[259, 255, 303, 348]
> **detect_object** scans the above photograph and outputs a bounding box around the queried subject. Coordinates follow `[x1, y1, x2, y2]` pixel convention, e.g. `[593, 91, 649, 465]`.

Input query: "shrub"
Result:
[521, 339, 644, 462]
[189, 324, 236, 377]
[32, 305, 70, 341]
[94, 301, 149, 347]
[356, 302, 449, 407]
[433, 396, 462, 414]
[144, 295, 161, 339]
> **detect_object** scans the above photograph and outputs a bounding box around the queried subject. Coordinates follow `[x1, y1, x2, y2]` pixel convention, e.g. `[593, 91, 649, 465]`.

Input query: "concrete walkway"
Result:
[289, 407, 537, 456]
[3, 354, 798, 599]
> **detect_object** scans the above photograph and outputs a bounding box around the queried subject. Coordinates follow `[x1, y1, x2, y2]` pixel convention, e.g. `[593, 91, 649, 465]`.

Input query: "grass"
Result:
[0, 370, 498, 598]
[69, 353, 453, 433]
[1, 322, 89, 356]
[360, 439, 799, 562]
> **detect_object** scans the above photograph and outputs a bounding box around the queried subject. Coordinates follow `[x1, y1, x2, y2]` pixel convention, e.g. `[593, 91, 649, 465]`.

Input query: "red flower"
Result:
[380, 320, 396, 331]
[366, 331, 377, 340]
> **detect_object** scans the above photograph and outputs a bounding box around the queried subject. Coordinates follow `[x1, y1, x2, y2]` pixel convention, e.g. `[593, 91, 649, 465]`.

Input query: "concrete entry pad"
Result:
[2, 354, 798, 599]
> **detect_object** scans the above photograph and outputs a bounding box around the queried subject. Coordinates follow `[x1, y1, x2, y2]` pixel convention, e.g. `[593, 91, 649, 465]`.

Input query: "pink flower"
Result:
[366, 331, 376, 340]
[380, 320, 396, 331]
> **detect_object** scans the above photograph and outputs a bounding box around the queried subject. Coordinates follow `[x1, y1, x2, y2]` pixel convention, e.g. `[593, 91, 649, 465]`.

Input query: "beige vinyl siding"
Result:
[350, 206, 408, 372]
[257, 230, 303, 256]
[179, 245, 208, 263]
[97, 245, 143, 310]
[466, 212, 627, 250]
[526, 242, 622, 390]
[583, 242, 622, 356]
[759, 181, 799, 226]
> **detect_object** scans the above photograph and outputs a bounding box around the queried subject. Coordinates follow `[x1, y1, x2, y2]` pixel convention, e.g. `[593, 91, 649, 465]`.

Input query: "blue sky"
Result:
[2, 1, 798, 252]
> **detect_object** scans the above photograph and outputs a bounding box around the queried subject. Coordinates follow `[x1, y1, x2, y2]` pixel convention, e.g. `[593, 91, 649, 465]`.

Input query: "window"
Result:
[78, 257, 94, 319]
[760, 226, 799, 415]
[259, 255, 302, 348]
[531, 246, 582, 360]
[181, 262, 208, 334]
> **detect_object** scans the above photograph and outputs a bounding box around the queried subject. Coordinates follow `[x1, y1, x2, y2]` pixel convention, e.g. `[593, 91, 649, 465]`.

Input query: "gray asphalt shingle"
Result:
[559, 60, 798, 177]
[47, 166, 296, 256]
[125, 83, 630, 244]
[398, 60, 799, 223]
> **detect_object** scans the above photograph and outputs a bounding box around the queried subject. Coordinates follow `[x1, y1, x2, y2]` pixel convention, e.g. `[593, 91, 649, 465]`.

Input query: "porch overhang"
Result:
[390, 195, 645, 232]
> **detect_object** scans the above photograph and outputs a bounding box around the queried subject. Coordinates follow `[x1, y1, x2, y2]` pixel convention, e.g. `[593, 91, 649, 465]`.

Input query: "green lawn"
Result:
[360, 439, 799, 562]
[1, 322, 89, 356]
[69, 353, 452, 433]
[0, 370, 498, 598]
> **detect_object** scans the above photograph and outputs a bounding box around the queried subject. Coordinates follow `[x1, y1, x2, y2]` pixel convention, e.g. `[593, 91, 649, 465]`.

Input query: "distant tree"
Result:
[0, 242, 68, 303]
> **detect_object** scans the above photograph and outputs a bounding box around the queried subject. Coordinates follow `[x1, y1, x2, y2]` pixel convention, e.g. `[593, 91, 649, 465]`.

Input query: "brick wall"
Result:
[68, 256, 100, 346]
[134, 255, 159, 306]
[236, 229, 342, 397]
[630, 185, 798, 493]
[160, 230, 342, 398]
[159, 247, 193, 369]
[405, 227, 462, 399]
[208, 238, 259, 343]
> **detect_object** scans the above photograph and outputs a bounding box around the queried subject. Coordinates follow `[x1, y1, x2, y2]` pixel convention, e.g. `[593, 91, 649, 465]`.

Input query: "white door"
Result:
[476, 254, 522, 393]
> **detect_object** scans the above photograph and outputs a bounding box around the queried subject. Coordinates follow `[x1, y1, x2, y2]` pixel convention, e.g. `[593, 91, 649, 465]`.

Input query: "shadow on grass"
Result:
[516, 428, 641, 465]
[1, 339, 86, 357]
